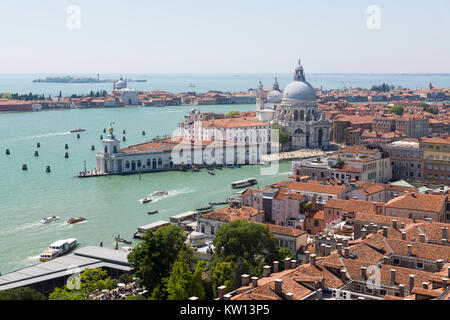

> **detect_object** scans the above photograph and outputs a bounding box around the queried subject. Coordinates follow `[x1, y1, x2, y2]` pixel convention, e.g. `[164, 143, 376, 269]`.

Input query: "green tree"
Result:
[278, 247, 294, 262]
[49, 268, 115, 300]
[387, 105, 404, 116]
[226, 110, 240, 118]
[127, 225, 186, 293]
[231, 257, 249, 290]
[272, 124, 290, 146]
[212, 220, 277, 266]
[212, 261, 234, 295]
[0, 287, 45, 300]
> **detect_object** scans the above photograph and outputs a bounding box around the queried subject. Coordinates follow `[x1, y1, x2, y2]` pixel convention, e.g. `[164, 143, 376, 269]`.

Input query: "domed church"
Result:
[256, 59, 331, 150]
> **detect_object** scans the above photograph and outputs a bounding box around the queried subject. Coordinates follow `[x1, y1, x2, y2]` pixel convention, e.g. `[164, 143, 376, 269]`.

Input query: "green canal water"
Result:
[0, 105, 292, 274]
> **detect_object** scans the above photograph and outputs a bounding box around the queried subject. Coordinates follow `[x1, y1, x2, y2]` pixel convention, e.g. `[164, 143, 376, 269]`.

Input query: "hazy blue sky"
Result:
[0, 0, 449, 73]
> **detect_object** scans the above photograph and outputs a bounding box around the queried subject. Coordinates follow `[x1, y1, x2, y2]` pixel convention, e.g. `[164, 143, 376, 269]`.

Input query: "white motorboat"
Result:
[151, 190, 168, 197]
[139, 198, 152, 204]
[40, 216, 59, 224]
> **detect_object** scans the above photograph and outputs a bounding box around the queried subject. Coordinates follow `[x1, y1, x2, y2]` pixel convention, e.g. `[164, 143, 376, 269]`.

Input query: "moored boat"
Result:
[39, 238, 78, 262]
[208, 171, 216, 175]
[40, 216, 59, 224]
[114, 235, 132, 245]
[70, 129, 85, 133]
[151, 190, 168, 197]
[147, 210, 159, 215]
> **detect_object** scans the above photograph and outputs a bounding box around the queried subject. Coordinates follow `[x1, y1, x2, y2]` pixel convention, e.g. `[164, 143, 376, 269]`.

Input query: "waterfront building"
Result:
[112, 77, 139, 106]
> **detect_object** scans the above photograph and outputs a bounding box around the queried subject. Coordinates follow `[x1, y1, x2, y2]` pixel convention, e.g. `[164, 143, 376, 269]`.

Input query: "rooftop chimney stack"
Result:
[341, 269, 347, 282]
[407, 244, 412, 256]
[286, 292, 294, 300]
[422, 282, 430, 290]
[400, 222, 405, 229]
[442, 278, 448, 288]
[392, 219, 398, 229]
[304, 251, 310, 263]
[382, 226, 389, 238]
[398, 284, 405, 298]
[336, 243, 343, 255]
[251, 277, 258, 288]
[241, 274, 250, 287]
[344, 247, 350, 258]
[284, 257, 291, 270]
[447, 266, 450, 278]
[325, 245, 331, 257]
[390, 269, 397, 285]
[419, 233, 426, 243]
[436, 259, 444, 270]
[320, 244, 326, 257]
[361, 228, 367, 240]
[383, 256, 390, 265]
[401, 232, 406, 241]
[263, 265, 271, 278]
[218, 286, 227, 300]
[442, 227, 448, 242]
[310, 254, 317, 267]
[273, 261, 279, 274]
[425, 217, 432, 224]
[409, 274, 415, 293]
[274, 279, 282, 295]
[291, 260, 298, 269]
[361, 266, 367, 280]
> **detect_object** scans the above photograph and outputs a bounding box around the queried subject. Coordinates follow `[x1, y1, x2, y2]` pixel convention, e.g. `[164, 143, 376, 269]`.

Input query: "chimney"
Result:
[390, 269, 397, 285]
[224, 293, 232, 300]
[241, 274, 250, 287]
[325, 245, 331, 257]
[344, 247, 350, 258]
[442, 278, 449, 288]
[409, 274, 415, 293]
[284, 257, 291, 270]
[263, 265, 271, 278]
[273, 261, 279, 274]
[310, 254, 317, 267]
[291, 260, 298, 269]
[336, 243, 343, 255]
[447, 266, 450, 278]
[274, 279, 283, 295]
[320, 244, 326, 256]
[218, 285, 227, 300]
[383, 256, 390, 265]
[401, 231, 406, 241]
[304, 251, 310, 264]
[382, 226, 389, 238]
[442, 227, 448, 242]
[392, 219, 398, 229]
[400, 222, 405, 229]
[251, 277, 258, 288]
[398, 284, 405, 298]
[361, 266, 367, 280]
[436, 259, 444, 270]
[425, 217, 432, 224]
[341, 269, 347, 282]
[422, 282, 430, 290]
[419, 233, 426, 243]
[286, 292, 294, 300]
[361, 228, 367, 240]
[407, 244, 412, 256]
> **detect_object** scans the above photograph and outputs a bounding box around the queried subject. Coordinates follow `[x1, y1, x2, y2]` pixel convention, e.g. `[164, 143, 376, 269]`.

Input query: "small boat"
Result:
[133, 232, 145, 240]
[208, 171, 216, 176]
[67, 217, 86, 224]
[122, 246, 133, 252]
[139, 198, 152, 204]
[70, 129, 85, 133]
[151, 190, 168, 197]
[115, 235, 132, 245]
[147, 210, 159, 215]
[196, 204, 213, 211]
[40, 238, 78, 262]
[227, 165, 235, 169]
[209, 201, 228, 206]
[40, 216, 59, 224]
[232, 164, 241, 168]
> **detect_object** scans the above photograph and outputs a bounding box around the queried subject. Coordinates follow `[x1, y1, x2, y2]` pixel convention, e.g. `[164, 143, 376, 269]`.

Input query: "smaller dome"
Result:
[267, 90, 282, 103]
[189, 231, 205, 240]
[115, 79, 126, 89]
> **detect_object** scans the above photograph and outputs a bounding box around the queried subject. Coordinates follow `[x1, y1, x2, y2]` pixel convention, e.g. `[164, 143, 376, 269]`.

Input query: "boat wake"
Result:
[150, 188, 194, 203]
[7, 131, 71, 142]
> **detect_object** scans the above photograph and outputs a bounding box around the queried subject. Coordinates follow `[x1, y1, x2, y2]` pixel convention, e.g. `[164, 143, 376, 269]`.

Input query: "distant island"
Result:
[32, 76, 147, 84]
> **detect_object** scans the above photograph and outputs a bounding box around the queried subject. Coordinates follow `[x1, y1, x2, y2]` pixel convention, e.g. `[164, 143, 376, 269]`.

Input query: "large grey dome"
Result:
[282, 80, 316, 101]
[267, 90, 282, 103]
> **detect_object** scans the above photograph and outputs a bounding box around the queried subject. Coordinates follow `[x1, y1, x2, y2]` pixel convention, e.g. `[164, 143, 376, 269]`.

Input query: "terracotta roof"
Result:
[326, 199, 382, 215]
[200, 206, 261, 222]
[287, 182, 345, 195]
[252, 222, 306, 238]
[385, 193, 446, 214]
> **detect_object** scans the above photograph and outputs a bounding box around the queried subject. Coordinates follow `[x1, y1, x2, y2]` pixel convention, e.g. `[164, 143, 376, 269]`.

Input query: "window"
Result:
[417, 262, 424, 269]
[393, 258, 400, 265]
[125, 161, 130, 169]
[158, 158, 162, 166]
[314, 220, 319, 227]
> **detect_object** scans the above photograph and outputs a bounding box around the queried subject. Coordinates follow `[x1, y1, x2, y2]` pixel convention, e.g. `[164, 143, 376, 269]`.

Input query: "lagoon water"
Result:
[0, 104, 292, 274]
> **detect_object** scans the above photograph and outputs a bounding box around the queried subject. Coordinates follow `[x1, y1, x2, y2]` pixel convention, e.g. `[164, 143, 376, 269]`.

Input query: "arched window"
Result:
[137, 160, 142, 168]
[300, 110, 305, 121]
[158, 158, 162, 166]
[152, 159, 157, 169]
[104, 146, 108, 153]
[125, 161, 130, 169]
[294, 110, 299, 121]
[113, 146, 117, 153]
[147, 159, 151, 167]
